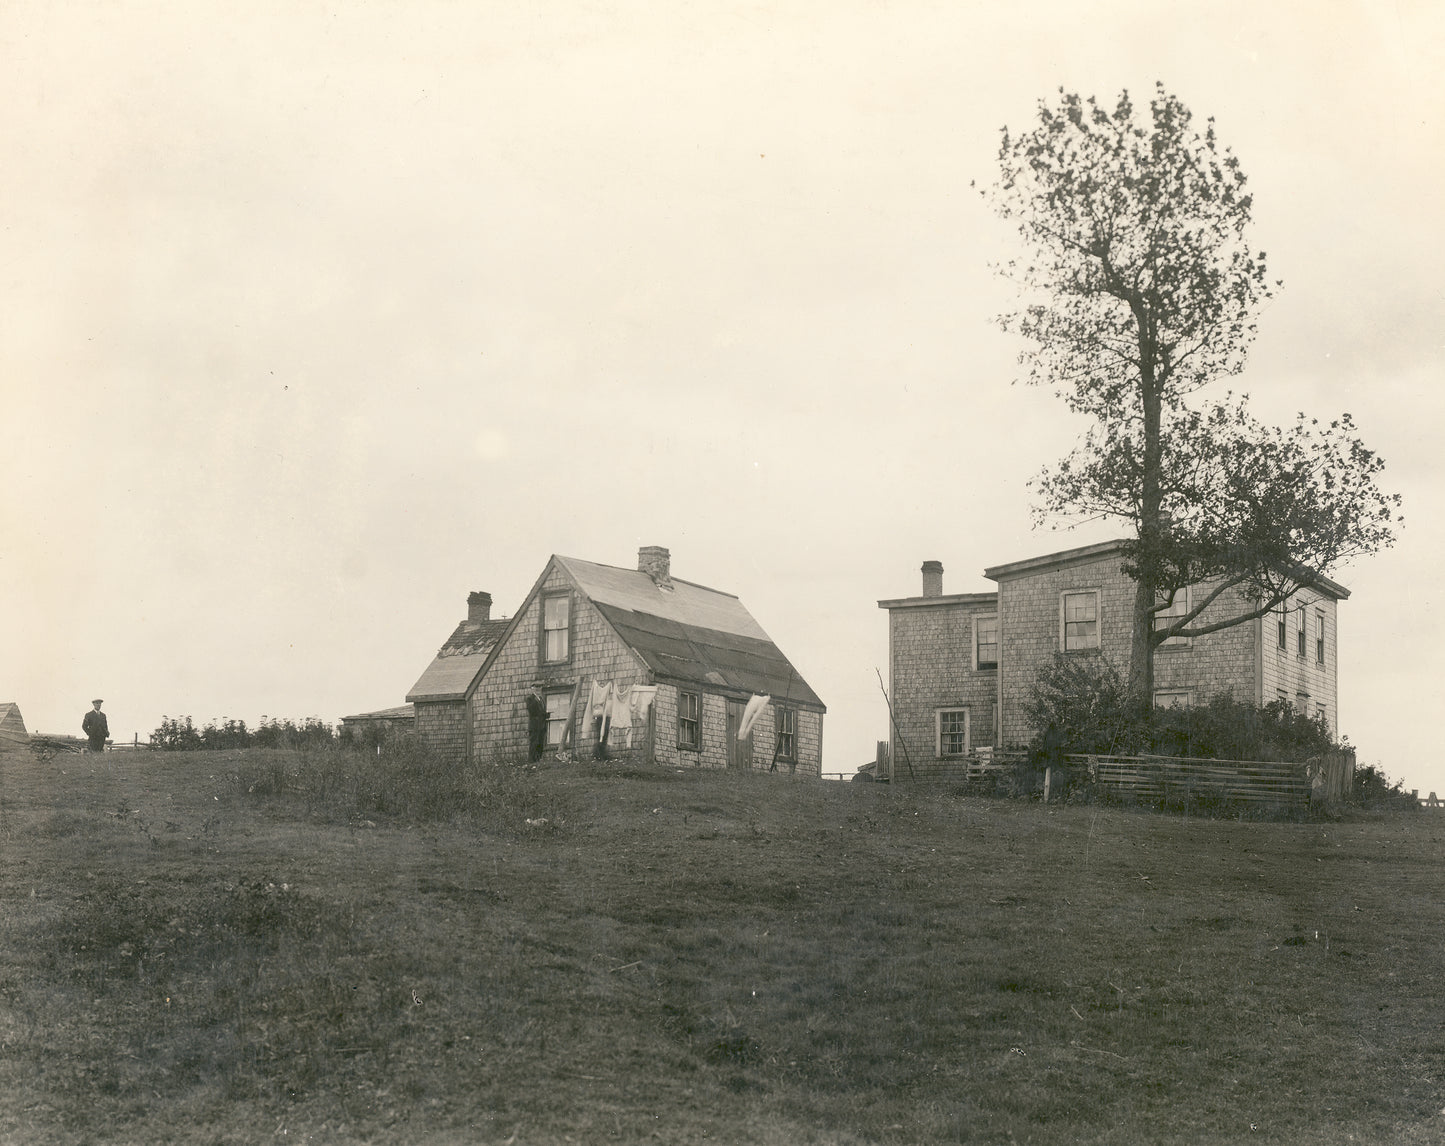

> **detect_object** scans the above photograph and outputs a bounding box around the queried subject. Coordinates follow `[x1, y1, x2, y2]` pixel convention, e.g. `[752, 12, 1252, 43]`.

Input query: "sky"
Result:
[2, 1, 1442, 790]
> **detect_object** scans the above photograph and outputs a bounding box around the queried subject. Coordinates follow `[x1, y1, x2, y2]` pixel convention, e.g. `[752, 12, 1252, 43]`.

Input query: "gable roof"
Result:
[555, 555, 825, 710]
[340, 704, 415, 725]
[406, 617, 511, 703]
[0, 702, 28, 745]
[983, 538, 1350, 600]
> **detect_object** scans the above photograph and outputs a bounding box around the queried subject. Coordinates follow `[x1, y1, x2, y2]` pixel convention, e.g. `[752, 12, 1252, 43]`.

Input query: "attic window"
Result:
[541, 594, 571, 663]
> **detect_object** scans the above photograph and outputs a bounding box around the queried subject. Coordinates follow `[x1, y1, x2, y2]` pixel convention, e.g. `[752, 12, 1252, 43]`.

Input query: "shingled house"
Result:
[414, 547, 825, 774]
[879, 540, 1347, 775]
[405, 592, 510, 760]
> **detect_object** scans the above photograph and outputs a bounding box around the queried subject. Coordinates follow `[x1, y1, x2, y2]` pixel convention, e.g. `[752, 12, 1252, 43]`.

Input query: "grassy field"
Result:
[1, 744, 1442, 1145]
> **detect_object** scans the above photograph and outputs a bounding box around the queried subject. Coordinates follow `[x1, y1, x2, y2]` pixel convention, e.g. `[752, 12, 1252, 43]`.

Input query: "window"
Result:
[1061, 591, 1100, 651]
[1297, 606, 1307, 659]
[974, 615, 999, 670]
[1153, 689, 1193, 709]
[1276, 605, 1288, 651]
[544, 691, 571, 748]
[775, 707, 796, 760]
[1275, 688, 1289, 708]
[1315, 702, 1328, 730]
[1154, 588, 1189, 647]
[541, 594, 570, 663]
[678, 691, 701, 751]
[1316, 611, 1326, 665]
[937, 709, 969, 757]
[1296, 690, 1310, 712]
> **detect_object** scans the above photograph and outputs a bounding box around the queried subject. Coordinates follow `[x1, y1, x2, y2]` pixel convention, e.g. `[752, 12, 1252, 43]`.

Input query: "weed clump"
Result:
[226, 740, 575, 832]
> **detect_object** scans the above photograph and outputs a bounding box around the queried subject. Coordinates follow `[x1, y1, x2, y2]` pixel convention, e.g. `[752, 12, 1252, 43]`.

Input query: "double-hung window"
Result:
[937, 709, 969, 757]
[1316, 611, 1326, 665]
[541, 594, 571, 663]
[1277, 605, 1288, 651]
[1297, 606, 1307, 659]
[678, 692, 701, 751]
[1062, 591, 1099, 651]
[1154, 588, 1189, 647]
[775, 707, 796, 761]
[544, 691, 571, 748]
[974, 615, 999, 670]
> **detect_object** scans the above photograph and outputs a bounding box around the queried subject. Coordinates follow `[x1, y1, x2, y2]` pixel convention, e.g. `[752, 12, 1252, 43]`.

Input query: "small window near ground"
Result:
[1153, 689, 1192, 709]
[775, 707, 796, 760]
[937, 709, 968, 757]
[678, 691, 701, 751]
[975, 615, 999, 670]
[1062, 591, 1099, 651]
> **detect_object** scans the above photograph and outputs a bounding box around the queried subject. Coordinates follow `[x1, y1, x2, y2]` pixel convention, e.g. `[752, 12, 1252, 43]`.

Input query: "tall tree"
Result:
[983, 85, 1400, 707]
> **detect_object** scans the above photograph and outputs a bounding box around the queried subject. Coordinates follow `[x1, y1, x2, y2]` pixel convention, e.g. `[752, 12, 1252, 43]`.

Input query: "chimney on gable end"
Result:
[467, 591, 492, 623]
[638, 546, 672, 590]
[921, 560, 944, 598]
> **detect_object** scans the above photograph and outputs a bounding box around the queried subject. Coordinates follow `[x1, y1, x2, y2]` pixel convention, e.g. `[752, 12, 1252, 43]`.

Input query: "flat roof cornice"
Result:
[984, 539, 1130, 582]
[878, 592, 998, 610]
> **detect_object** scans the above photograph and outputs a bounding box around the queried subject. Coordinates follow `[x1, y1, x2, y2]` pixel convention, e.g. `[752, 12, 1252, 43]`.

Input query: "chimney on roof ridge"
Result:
[467, 591, 492, 623]
[921, 560, 944, 598]
[639, 545, 672, 590]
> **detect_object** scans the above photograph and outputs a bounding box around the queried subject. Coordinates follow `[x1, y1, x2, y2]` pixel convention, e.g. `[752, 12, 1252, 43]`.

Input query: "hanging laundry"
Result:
[588, 680, 612, 721]
[628, 686, 658, 724]
[610, 685, 634, 747]
[738, 693, 770, 739]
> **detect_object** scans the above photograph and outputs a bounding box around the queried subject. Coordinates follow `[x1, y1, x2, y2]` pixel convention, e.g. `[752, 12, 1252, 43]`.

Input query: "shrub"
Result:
[150, 716, 337, 752]
[1351, 764, 1419, 811]
[1022, 653, 1342, 763]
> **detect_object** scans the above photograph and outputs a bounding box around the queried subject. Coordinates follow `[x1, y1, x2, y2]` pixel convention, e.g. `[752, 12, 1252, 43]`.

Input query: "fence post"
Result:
[1043, 766, 1051, 804]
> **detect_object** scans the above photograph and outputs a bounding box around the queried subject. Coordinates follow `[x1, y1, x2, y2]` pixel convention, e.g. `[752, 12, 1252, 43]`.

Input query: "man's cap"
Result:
[92, 698, 103, 705]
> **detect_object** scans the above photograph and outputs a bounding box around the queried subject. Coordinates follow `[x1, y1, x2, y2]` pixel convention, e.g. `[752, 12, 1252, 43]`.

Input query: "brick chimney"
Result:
[921, 560, 944, 598]
[467, 591, 492, 623]
[638, 546, 672, 589]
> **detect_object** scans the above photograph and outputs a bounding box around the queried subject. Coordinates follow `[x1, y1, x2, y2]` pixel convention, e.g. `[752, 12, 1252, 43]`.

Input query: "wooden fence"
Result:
[1074, 753, 1313, 808]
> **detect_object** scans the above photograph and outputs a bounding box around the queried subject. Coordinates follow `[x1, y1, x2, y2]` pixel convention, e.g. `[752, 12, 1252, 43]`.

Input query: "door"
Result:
[725, 699, 752, 770]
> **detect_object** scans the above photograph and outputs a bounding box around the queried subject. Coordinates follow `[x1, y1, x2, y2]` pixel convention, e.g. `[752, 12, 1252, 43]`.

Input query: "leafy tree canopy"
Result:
[983, 85, 1401, 702]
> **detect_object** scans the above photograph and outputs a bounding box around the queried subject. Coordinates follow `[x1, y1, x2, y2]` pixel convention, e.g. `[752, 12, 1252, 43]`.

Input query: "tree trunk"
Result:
[1127, 305, 1162, 715]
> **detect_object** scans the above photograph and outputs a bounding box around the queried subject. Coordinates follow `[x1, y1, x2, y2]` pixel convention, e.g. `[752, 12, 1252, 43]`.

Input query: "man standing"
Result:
[82, 699, 109, 754]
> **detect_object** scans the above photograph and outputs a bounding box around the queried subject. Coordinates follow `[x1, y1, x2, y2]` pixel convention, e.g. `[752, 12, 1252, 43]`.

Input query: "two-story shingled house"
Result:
[410, 547, 825, 775]
[879, 540, 1347, 776]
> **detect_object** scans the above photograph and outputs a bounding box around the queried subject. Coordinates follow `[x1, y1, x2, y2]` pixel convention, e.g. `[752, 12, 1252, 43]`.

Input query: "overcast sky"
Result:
[3, 2, 1441, 791]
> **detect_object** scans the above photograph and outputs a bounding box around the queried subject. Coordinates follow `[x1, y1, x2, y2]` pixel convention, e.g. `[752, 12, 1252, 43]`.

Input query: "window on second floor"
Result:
[1061, 591, 1100, 651]
[541, 594, 571, 663]
[1153, 588, 1190, 647]
[1277, 605, 1288, 651]
[1316, 611, 1326, 665]
[974, 615, 999, 670]
[1297, 606, 1307, 659]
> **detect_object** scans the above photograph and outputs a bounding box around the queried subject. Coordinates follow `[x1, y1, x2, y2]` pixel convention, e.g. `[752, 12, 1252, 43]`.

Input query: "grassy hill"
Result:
[1, 744, 1442, 1144]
